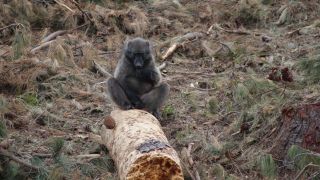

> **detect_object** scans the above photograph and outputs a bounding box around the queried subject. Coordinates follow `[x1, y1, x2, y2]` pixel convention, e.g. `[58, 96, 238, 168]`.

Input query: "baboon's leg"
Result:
[141, 82, 170, 118]
[107, 77, 133, 110]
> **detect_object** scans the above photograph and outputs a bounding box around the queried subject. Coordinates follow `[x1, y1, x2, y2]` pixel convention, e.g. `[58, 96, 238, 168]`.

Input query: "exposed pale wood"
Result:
[41, 30, 67, 43]
[30, 40, 55, 54]
[158, 62, 167, 71]
[161, 43, 181, 60]
[101, 109, 183, 180]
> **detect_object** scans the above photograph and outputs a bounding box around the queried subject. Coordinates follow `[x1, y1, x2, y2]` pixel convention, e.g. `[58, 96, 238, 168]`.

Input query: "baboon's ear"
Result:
[123, 36, 132, 48]
[127, 41, 133, 49]
[146, 40, 153, 51]
[144, 40, 149, 47]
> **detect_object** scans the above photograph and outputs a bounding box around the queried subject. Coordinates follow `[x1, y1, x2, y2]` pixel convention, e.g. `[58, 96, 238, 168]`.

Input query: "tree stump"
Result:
[101, 109, 183, 180]
[270, 102, 320, 159]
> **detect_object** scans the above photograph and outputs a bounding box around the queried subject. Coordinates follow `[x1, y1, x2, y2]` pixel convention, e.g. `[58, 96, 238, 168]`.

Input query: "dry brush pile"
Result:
[0, 0, 320, 179]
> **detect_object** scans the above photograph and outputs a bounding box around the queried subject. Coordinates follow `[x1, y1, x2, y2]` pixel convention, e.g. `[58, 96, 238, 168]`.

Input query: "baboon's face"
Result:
[125, 38, 152, 69]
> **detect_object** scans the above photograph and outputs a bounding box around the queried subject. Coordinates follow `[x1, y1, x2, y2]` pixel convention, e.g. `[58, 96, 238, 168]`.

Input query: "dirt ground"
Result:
[0, 0, 320, 179]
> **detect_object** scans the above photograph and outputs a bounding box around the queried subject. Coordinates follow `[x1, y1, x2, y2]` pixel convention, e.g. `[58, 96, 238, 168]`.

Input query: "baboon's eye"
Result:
[143, 52, 151, 61]
[125, 51, 134, 60]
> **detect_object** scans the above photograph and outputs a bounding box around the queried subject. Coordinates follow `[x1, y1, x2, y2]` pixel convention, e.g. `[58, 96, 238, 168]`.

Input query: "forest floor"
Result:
[1, 0, 320, 179]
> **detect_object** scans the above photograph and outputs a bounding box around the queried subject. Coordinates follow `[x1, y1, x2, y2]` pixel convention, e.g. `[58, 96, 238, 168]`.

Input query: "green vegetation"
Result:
[19, 92, 39, 106]
[287, 145, 320, 169]
[12, 26, 31, 60]
[0, 120, 7, 138]
[50, 137, 65, 161]
[297, 55, 320, 83]
[162, 104, 175, 118]
[259, 154, 277, 178]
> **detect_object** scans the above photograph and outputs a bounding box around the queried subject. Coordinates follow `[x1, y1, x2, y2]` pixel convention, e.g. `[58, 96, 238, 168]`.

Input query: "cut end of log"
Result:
[127, 153, 183, 180]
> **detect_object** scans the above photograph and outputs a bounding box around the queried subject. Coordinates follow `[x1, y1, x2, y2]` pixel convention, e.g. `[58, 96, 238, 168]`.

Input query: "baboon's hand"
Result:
[149, 71, 159, 82]
[137, 69, 159, 85]
[132, 100, 145, 109]
[125, 89, 145, 109]
[122, 102, 134, 110]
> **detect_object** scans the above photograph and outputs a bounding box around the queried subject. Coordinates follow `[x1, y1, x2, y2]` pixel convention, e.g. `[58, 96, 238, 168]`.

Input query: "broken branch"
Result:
[161, 43, 181, 60]
[294, 163, 320, 180]
[159, 32, 205, 49]
[54, 0, 75, 13]
[186, 143, 201, 180]
[93, 60, 112, 78]
[70, 0, 94, 25]
[76, 154, 101, 159]
[30, 40, 55, 54]
[41, 30, 67, 44]
[0, 148, 40, 171]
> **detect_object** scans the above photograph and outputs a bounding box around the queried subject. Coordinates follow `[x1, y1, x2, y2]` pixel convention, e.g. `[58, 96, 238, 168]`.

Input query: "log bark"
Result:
[101, 109, 184, 180]
[270, 103, 320, 159]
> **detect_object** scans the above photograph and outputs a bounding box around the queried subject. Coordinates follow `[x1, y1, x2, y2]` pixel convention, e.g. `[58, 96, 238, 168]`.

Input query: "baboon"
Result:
[107, 37, 170, 119]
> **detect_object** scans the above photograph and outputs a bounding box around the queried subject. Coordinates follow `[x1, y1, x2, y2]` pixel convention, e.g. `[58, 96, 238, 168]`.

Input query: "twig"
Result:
[286, 29, 301, 37]
[70, 0, 94, 25]
[0, 148, 40, 171]
[54, 0, 75, 13]
[213, 23, 251, 35]
[0, 23, 18, 31]
[186, 143, 201, 180]
[193, 87, 216, 91]
[76, 154, 101, 159]
[294, 163, 320, 180]
[89, 133, 103, 144]
[93, 60, 112, 78]
[206, 25, 214, 35]
[32, 153, 52, 158]
[98, 50, 120, 55]
[171, 70, 216, 76]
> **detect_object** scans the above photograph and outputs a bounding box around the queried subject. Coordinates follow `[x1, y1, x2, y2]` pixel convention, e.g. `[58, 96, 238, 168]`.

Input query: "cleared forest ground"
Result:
[0, 0, 320, 179]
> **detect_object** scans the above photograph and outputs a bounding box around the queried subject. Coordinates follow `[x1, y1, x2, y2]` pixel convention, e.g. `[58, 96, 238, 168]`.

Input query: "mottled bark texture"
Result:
[101, 109, 183, 180]
[270, 103, 320, 159]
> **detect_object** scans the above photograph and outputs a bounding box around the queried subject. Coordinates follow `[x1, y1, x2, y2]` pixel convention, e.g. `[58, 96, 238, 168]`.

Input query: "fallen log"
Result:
[101, 109, 183, 180]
